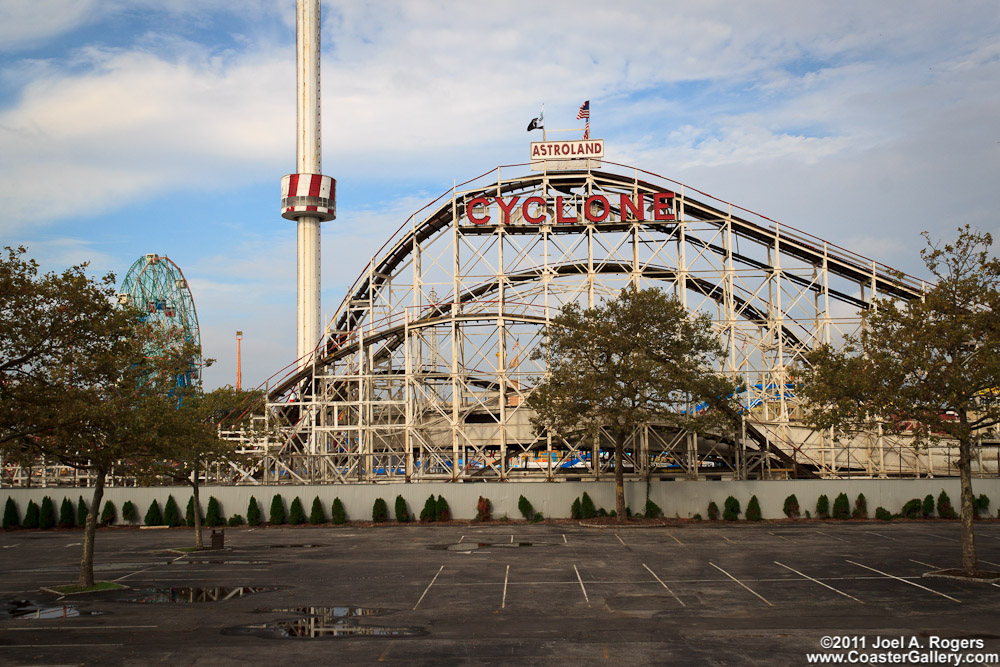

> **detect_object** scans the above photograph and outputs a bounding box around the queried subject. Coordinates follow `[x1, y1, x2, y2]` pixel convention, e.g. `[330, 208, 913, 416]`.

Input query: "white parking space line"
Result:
[614, 533, 627, 547]
[774, 561, 863, 603]
[980, 559, 1000, 568]
[562, 534, 567, 544]
[814, 531, 849, 543]
[458, 535, 465, 544]
[718, 534, 736, 544]
[909, 558, 941, 570]
[642, 563, 685, 607]
[867, 532, 902, 542]
[767, 532, 793, 542]
[847, 560, 961, 603]
[668, 533, 685, 546]
[502, 565, 509, 609]
[709, 562, 774, 606]
[413, 565, 444, 610]
[573, 564, 590, 606]
[510, 535, 514, 544]
[927, 533, 960, 542]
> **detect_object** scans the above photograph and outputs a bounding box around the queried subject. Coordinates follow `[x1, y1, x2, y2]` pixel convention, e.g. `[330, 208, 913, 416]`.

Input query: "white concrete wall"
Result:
[3, 479, 999, 523]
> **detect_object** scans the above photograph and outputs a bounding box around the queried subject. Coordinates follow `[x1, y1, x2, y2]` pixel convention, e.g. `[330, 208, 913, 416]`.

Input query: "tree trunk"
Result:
[615, 430, 626, 523]
[78, 467, 106, 588]
[957, 410, 978, 574]
[192, 467, 203, 550]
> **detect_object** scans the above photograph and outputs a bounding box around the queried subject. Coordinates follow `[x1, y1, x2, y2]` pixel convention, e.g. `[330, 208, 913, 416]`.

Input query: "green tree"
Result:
[39, 496, 55, 529]
[517, 495, 535, 521]
[163, 495, 182, 527]
[147, 386, 255, 548]
[529, 286, 742, 522]
[419, 495, 437, 522]
[289, 497, 306, 525]
[394, 495, 409, 522]
[77, 496, 89, 528]
[247, 496, 262, 526]
[100, 501, 116, 525]
[331, 498, 346, 525]
[23, 500, 39, 528]
[745, 495, 762, 521]
[310, 496, 326, 524]
[832, 493, 851, 520]
[205, 497, 223, 527]
[3, 497, 20, 529]
[185, 496, 203, 528]
[783, 494, 800, 519]
[436, 495, 451, 522]
[122, 501, 138, 524]
[144, 500, 163, 526]
[372, 498, 389, 523]
[59, 497, 75, 528]
[269, 495, 286, 525]
[800, 228, 1000, 575]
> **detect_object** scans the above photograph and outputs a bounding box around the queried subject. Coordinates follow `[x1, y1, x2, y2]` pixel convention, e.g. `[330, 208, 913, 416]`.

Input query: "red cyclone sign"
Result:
[464, 192, 675, 226]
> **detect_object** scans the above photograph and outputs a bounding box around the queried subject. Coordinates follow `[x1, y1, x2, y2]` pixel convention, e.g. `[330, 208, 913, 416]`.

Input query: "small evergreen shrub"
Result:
[531, 512, 544, 523]
[815, 495, 830, 519]
[922, 494, 935, 518]
[122, 500, 138, 524]
[597, 507, 608, 518]
[875, 506, 893, 521]
[643, 498, 663, 519]
[974, 494, 990, 518]
[832, 493, 851, 520]
[310, 497, 326, 525]
[372, 497, 389, 523]
[39, 497, 56, 529]
[395, 495, 410, 522]
[206, 497, 223, 527]
[420, 495, 437, 522]
[853, 493, 868, 520]
[723, 496, 740, 521]
[436, 495, 451, 522]
[289, 497, 306, 525]
[59, 497, 75, 528]
[937, 490, 958, 519]
[332, 498, 346, 525]
[745, 495, 762, 521]
[186, 496, 204, 527]
[570, 498, 582, 520]
[518, 495, 535, 521]
[581, 493, 596, 519]
[693, 513, 703, 521]
[783, 494, 800, 519]
[900, 498, 922, 519]
[247, 496, 262, 526]
[228, 514, 245, 527]
[805, 510, 812, 519]
[269, 495, 286, 525]
[707, 501, 720, 521]
[101, 500, 116, 525]
[144, 500, 163, 526]
[163, 495, 182, 527]
[476, 496, 491, 522]
[3, 498, 20, 529]
[24, 500, 40, 528]
[77, 496, 88, 527]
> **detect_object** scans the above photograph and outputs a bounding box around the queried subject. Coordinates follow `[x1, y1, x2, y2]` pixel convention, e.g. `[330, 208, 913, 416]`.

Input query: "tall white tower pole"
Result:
[281, 0, 335, 369]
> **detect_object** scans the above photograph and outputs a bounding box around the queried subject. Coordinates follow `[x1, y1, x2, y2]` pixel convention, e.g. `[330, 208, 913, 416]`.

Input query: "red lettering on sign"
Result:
[467, 197, 491, 225]
[494, 196, 520, 224]
[555, 196, 577, 224]
[653, 192, 675, 221]
[620, 193, 644, 221]
[522, 196, 546, 224]
[584, 195, 610, 222]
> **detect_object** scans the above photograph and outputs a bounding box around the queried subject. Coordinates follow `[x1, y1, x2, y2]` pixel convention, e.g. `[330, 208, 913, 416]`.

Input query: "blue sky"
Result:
[2, 0, 999, 389]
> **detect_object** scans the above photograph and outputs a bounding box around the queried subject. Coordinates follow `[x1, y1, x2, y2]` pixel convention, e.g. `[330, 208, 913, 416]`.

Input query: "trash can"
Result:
[211, 529, 225, 550]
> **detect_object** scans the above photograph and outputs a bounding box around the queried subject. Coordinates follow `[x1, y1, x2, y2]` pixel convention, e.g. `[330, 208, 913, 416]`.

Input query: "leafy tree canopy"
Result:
[529, 286, 743, 520]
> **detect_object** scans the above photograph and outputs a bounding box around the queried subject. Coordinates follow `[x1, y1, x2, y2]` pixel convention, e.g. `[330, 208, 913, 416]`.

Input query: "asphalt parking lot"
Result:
[2, 521, 1000, 665]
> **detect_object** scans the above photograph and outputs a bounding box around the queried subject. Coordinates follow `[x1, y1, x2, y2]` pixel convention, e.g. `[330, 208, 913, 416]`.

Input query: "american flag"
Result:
[576, 100, 590, 119]
[583, 120, 590, 140]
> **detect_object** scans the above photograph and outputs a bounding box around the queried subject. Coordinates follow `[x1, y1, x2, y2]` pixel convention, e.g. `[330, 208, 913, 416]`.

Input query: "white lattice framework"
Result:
[215, 160, 998, 486]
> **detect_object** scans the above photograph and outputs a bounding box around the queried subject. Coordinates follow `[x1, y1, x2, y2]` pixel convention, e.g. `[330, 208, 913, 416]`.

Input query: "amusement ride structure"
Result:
[119, 253, 203, 387]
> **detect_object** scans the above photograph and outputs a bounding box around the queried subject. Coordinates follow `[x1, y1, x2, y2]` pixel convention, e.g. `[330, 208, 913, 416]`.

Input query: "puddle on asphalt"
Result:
[120, 586, 281, 604]
[223, 618, 424, 639]
[258, 606, 388, 617]
[170, 560, 271, 565]
[435, 542, 535, 552]
[258, 544, 322, 549]
[4, 599, 106, 620]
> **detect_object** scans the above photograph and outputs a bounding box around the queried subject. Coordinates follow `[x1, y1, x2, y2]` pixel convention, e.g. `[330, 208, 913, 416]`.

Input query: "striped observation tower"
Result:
[281, 0, 336, 368]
